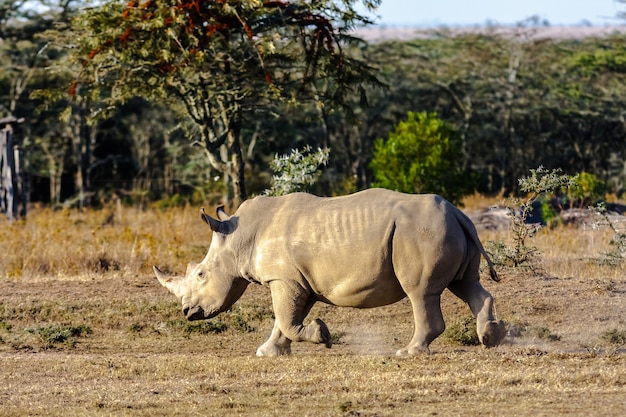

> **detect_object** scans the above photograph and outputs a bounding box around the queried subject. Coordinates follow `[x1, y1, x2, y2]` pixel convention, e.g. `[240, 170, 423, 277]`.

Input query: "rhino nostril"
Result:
[183, 306, 190, 316]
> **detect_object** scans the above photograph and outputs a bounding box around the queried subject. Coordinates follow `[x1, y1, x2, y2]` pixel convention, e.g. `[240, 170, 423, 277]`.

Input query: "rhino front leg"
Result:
[267, 280, 332, 349]
[448, 280, 505, 347]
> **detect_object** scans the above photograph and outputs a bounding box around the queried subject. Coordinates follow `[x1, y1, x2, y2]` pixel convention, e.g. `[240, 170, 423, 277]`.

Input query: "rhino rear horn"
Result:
[201, 207, 233, 234]
[216, 205, 231, 221]
[200, 207, 223, 232]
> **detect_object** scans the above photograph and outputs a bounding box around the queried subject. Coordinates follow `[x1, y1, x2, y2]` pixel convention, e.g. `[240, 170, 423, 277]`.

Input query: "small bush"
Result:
[331, 331, 346, 345]
[538, 198, 561, 228]
[127, 323, 145, 333]
[231, 315, 255, 333]
[568, 171, 606, 207]
[442, 316, 479, 346]
[183, 321, 227, 335]
[600, 329, 626, 345]
[264, 146, 329, 196]
[221, 304, 274, 333]
[229, 304, 274, 323]
[488, 167, 577, 271]
[26, 324, 92, 349]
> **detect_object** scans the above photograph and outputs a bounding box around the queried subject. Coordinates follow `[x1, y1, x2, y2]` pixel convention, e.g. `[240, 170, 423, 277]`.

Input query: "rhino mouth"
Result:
[183, 305, 218, 321]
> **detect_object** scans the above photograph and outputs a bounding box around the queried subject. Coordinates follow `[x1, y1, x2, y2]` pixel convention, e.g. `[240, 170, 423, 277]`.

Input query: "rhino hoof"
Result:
[396, 345, 431, 356]
[256, 343, 292, 357]
[480, 320, 506, 347]
[313, 318, 332, 348]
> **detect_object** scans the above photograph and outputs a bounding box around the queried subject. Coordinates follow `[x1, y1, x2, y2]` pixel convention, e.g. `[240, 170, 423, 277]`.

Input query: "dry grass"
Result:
[1, 201, 625, 416]
[0, 204, 210, 280]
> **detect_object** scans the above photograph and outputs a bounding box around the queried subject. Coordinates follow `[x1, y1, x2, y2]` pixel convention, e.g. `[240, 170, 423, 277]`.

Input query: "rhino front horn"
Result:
[153, 266, 183, 299]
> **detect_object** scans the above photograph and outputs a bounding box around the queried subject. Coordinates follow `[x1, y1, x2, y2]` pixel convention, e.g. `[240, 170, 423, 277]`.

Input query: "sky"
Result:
[365, 0, 623, 27]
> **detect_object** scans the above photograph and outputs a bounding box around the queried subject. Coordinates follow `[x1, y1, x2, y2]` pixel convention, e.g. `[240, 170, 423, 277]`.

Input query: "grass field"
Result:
[1, 203, 625, 416]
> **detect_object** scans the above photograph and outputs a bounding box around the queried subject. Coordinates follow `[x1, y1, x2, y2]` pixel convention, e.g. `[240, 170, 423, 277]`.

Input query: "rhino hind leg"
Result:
[396, 293, 446, 356]
[448, 280, 505, 348]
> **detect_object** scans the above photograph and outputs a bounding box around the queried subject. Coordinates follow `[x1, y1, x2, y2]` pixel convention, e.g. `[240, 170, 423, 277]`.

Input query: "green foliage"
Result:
[264, 146, 330, 196]
[568, 172, 606, 207]
[26, 324, 92, 349]
[331, 331, 346, 345]
[370, 112, 470, 205]
[442, 316, 480, 346]
[183, 321, 227, 335]
[488, 167, 577, 270]
[231, 314, 256, 333]
[538, 198, 560, 228]
[570, 48, 626, 76]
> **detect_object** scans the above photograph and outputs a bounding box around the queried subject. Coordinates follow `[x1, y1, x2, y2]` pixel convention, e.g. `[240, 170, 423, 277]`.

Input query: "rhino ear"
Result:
[200, 207, 223, 232]
[216, 205, 230, 221]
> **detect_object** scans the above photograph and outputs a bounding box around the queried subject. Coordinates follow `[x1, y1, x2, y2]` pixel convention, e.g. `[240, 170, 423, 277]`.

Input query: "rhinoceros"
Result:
[154, 188, 505, 356]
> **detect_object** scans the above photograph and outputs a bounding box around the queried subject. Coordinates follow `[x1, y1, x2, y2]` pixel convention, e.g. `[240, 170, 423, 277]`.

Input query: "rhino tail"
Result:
[452, 205, 500, 282]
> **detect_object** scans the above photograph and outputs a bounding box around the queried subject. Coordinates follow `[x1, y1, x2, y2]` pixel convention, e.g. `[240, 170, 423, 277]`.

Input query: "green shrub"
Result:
[442, 316, 480, 346]
[370, 111, 470, 205]
[488, 167, 577, 270]
[265, 146, 330, 196]
[26, 324, 92, 349]
[539, 198, 560, 228]
[331, 331, 346, 345]
[231, 315, 256, 333]
[568, 171, 606, 207]
[183, 320, 227, 335]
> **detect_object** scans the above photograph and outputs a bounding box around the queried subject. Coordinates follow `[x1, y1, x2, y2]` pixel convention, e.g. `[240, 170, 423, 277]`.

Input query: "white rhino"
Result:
[154, 188, 505, 356]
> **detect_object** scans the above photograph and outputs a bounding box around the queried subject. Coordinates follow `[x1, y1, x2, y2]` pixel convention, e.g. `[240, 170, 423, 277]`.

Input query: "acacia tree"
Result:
[69, 0, 381, 205]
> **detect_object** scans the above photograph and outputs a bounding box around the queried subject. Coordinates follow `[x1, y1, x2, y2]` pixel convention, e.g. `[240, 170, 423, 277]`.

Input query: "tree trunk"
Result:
[228, 129, 247, 206]
[200, 100, 248, 207]
[49, 158, 63, 206]
[70, 101, 94, 208]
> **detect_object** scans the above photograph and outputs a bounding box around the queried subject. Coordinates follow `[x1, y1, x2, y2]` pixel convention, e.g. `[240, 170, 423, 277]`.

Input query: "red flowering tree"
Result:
[70, 0, 381, 204]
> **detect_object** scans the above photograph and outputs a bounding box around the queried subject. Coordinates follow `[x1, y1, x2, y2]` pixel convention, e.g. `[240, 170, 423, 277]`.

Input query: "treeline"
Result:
[2, 1, 626, 210]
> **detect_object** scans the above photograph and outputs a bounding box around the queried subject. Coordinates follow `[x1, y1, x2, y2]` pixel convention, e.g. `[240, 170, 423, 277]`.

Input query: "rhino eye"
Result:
[196, 271, 204, 280]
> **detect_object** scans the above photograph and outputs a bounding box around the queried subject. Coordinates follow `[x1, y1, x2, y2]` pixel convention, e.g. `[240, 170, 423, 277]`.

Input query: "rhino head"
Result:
[154, 207, 249, 321]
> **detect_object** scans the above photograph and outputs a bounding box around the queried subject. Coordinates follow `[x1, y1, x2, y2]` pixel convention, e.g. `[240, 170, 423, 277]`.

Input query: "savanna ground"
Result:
[1, 198, 625, 416]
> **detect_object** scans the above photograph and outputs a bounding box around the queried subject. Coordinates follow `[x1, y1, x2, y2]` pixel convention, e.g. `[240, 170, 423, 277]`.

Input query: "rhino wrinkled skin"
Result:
[154, 189, 505, 356]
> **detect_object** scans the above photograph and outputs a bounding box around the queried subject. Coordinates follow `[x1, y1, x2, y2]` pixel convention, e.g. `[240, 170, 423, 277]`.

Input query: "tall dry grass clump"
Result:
[0, 204, 217, 280]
